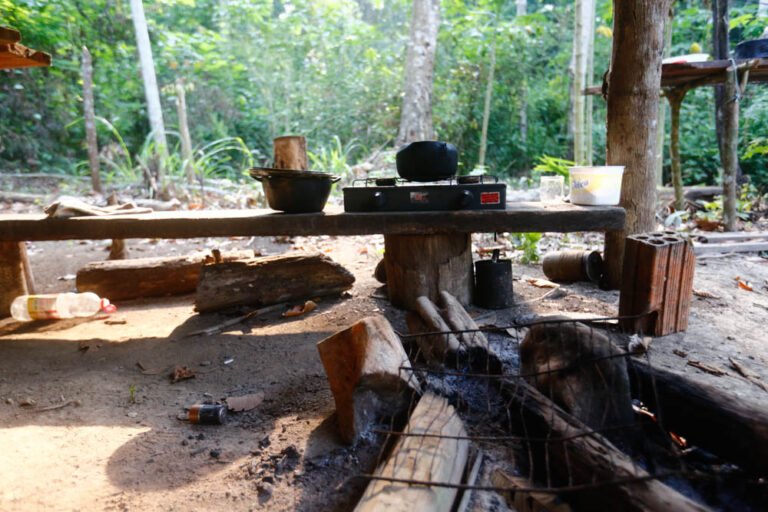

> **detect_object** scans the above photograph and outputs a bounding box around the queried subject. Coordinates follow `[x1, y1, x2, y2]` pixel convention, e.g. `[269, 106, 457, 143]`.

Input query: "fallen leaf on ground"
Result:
[695, 218, 722, 231]
[283, 300, 317, 318]
[673, 349, 688, 358]
[692, 289, 720, 299]
[526, 278, 559, 289]
[136, 361, 170, 375]
[737, 280, 754, 292]
[170, 366, 196, 383]
[104, 317, 127, 325]
[19, 398, 36, 407]
[78, 340, 102, 352]
[226, 392, 265, 412]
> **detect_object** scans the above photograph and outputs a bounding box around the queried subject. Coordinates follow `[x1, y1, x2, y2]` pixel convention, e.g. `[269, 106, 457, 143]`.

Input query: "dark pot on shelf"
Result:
[734, 39, 768, 59]
[251, 171, 340, 213]
[396, 141, 458, 182]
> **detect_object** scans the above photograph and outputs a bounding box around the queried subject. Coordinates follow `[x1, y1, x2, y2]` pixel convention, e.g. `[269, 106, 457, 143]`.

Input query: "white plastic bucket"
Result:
[568, 166, 624, 206]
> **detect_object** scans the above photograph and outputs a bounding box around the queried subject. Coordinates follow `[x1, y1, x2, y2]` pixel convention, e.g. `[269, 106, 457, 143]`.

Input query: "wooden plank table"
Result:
[0, 203, 624, 241]
[0, 203, 625, 313]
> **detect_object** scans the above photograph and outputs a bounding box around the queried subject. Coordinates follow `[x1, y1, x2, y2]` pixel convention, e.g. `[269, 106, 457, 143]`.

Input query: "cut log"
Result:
[195, 252, 354, 313]
[0, 27, 21, 45]
[77, 250, 254, 302]
[317, 315, 421, 444]
[629, 360, 768, 475]
[0, 242, 29, 318]
[355, 392, 469, 512]
[437, 291, 502, 373]
[500, 379, 707, 512]
[0, 42, 51, 69]
[413, 295, 460, 362]
[384, 233, 472, 310]
[273, 135, 308, 170]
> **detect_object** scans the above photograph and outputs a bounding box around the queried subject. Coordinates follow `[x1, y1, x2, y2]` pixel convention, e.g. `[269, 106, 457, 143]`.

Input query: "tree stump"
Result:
[273, 135, 308, 170]
[0, 242, 30, 317]
[384, 234, 472, 310]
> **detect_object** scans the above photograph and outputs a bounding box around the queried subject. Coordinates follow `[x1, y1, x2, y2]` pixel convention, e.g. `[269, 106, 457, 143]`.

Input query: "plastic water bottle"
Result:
[10, 292, 111, 321]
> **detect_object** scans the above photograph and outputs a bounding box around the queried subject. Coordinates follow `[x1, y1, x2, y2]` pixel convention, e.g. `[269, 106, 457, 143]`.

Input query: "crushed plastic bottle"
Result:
[10, 292, 113, 321]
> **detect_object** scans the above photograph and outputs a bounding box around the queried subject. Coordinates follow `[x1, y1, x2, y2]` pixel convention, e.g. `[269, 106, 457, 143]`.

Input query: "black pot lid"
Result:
[249, 167, 338, 180]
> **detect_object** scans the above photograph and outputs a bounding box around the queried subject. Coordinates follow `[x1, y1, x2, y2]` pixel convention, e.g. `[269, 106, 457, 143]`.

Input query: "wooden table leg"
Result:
[384, 233, 473, 310]
[0, 242, 31, 317]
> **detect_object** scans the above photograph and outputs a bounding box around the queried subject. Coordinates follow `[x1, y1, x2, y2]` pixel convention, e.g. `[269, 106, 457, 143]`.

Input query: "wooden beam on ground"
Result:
[354, 392, 469, 512]
[695, 231, 768, 243]
[317, 316, 421, 444]
[629, 360, 768, 475]
[195, 252, 354, 313]
[76, 250, 254, 302]
[499, 378, 707, 512]
[0, 43, 51, 69]
[693, 241, 768, 255]
[0, 204, 625, 242]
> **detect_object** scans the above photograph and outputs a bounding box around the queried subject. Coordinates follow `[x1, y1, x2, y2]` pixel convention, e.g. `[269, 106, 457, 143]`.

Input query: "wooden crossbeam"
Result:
[0, 27, 21, 45]
[0, 42, 51, 69]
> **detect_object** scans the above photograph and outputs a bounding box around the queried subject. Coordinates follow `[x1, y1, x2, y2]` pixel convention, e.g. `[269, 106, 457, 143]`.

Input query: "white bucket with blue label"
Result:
[568, 166, 624, 206]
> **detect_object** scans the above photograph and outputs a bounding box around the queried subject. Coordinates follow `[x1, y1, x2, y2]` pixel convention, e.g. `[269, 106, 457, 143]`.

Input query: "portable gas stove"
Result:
[343, 175, 506, 212]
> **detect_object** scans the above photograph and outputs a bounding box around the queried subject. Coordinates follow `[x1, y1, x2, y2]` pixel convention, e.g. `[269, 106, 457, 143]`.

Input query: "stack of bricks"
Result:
[619, 232, 696, 336]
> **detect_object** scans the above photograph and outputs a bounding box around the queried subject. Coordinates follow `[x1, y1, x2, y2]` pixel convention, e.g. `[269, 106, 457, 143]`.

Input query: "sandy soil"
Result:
[2, 204, 768, 511]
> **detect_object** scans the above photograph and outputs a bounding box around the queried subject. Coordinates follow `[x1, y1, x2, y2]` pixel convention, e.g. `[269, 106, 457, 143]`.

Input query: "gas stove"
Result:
[343, 176, 506, 212]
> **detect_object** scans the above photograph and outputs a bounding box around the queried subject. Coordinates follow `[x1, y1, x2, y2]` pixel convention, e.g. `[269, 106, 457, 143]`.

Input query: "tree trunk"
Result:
[760, 0, 768, 17]
[82, 46, 102, 195]
[572, 0, 586, 165]
[176, 79, 194, 185]
[396, 0, 440, 146]
[656, 6, 674, 186]
[712, 0, 728, 162]
[384, 233, 472, 310]
[722, 64, 739, 231]
[477, 38, 496, 170]
[667, 88, 687, 211]
[130, 0, 168, 183]
[583, 0, 595, 166]
[0, 242, 30, 318]
[517, 1, 527, 153]
[602, 1, 671, 289]
[516, 0, 526, 17]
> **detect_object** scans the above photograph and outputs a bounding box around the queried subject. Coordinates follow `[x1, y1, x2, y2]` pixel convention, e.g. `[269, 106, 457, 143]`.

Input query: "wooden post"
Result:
[82, 46, 102, 195]
[0, 242, 30, 317]
[722, 64, 739, 231]
[666, 87, 688, 212]
[384, 233, 472, 310]
[176, 79, 195, 185]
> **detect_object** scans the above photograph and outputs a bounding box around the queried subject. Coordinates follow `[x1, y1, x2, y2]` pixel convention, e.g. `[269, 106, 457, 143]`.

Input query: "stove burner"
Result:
[343, 176, 506, 212]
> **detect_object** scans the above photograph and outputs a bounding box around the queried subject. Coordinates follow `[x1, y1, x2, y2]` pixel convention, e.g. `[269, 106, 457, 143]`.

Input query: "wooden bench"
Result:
[0, 203, 624, 314]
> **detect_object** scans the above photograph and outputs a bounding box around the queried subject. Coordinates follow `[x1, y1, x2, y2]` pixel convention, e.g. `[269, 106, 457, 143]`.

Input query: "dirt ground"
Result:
[2, 200, 768, 511]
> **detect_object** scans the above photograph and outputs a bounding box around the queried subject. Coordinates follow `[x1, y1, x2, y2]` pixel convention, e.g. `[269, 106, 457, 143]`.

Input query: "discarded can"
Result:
[187, 404, 227, 425]
[542, 250, 603, 283]
[474, 249, 514, 309]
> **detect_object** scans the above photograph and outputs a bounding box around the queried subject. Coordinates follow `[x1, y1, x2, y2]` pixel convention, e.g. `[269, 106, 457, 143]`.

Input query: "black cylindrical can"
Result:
[474, 250, 513, 309]
[188, 404, 227, 425]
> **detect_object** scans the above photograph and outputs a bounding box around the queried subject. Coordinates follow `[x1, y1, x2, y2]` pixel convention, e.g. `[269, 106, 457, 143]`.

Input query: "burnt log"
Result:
[317, 315, 420, 444]
[520, 321, 634, 435]
[195, 252, 354, 313]
[629, 360, 768, 475]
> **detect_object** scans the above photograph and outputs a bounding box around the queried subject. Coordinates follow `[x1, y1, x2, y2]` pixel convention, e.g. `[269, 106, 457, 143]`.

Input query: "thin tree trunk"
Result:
[130, 0, 168, 182]
[656, 6, 673, 186]
[477, 38, 496, 170]
[516, 0, 526, 17]
[667, 88, 687, 212]
[712, 0, 728, 162]
[583, 0, 596, 166]
[603, 1, 671, 289]
[722, 64, 739, 231]
[82, 46, 102, 194]
[572, 0, 586, 165]
[396, 0, 441, 146]
[176, 79, 194, 185]
[760, 0, 768, 17]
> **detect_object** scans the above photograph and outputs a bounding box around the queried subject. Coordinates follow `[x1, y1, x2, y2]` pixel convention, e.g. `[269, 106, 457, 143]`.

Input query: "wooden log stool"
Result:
[619, 232, 695, 336]
[383, 233, 473, 310]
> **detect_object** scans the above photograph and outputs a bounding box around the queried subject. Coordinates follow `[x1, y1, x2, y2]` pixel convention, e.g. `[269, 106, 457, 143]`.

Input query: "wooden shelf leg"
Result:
[0, 242, 31, 318]
[384, 233, 473, 310]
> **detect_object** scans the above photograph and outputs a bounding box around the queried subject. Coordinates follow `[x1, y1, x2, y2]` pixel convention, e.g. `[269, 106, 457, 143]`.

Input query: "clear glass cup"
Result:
[539, 175, 565, 203]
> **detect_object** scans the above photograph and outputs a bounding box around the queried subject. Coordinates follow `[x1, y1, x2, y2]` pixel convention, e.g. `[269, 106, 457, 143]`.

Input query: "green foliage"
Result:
[307, 136, 359, 178]
[532, 155, 574, 183]
[511, 232, 542, 264]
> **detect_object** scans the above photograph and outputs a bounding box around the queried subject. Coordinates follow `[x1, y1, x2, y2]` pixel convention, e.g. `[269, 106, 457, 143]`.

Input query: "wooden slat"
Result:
[0, 203, 625, 242]
[0, 42, 51, 69]
[693, 241, 768, 255]
[0, 27, 21, 45]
